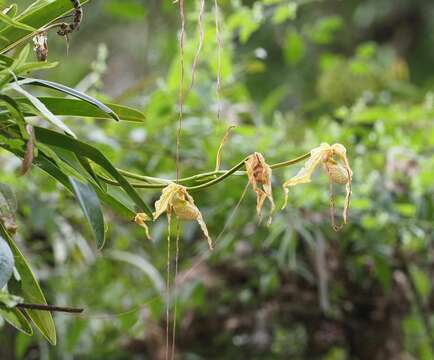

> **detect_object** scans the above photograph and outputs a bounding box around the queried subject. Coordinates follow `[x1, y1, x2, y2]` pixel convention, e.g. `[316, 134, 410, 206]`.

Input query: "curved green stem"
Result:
[270, 152, 310, 169]
[103, 152, 311, 191]
[98, 174, 166, 189]
[117, 168, 242, 184]
[116, 169, 170, 185]
[187, 158, 249, 192]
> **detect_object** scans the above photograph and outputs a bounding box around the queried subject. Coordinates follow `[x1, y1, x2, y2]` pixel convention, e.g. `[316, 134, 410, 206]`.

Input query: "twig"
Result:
[17, 303, 83, 314]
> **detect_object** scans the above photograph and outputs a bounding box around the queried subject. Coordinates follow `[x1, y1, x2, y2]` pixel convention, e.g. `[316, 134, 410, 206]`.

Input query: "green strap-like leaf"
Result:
[9, 81, 76, 137]
[70, 178, 106, 249]
[0, 306, 33, 336]
[35, 153, 136, 219]
[0, 123, 137, 219]
[0, 223, 56, 345]
[0, 11, 36, 32]
[15, 97, 146, 122]
[34, 127, 153, 217]
[0, 45, 30, 89]
[17, 78, 120, 121]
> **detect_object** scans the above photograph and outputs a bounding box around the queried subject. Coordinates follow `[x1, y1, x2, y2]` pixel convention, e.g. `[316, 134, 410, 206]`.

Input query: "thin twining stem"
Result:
[99, 152, 311, 191]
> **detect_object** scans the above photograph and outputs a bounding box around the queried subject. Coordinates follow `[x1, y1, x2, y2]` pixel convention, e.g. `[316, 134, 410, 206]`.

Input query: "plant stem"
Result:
[187, 158, 248, 192]
[17, 303, 84, 314]
[270, 152, 311, 169]
[101, 152, 311, 191]
[98, 174, 166, 189]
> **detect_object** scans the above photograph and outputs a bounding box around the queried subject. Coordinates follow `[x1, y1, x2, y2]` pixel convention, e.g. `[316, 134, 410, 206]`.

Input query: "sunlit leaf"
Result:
[15, 97, 145, 122]
[0, 223, 56, 345]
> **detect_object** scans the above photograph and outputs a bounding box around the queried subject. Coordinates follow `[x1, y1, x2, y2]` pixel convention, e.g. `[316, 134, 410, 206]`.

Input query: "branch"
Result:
[17, 303, 84, 314]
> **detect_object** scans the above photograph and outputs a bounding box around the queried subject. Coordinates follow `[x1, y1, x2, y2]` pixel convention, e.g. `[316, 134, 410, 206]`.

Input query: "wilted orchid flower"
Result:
[154, 183, 213, 250]
[134, 212, 152, 239]
[283, 143, 353, 231]
[245, 152, 275, 224]
[33, 31, 48, 62]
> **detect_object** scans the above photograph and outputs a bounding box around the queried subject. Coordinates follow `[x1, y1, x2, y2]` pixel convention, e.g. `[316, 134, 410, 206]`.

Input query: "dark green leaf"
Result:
[0, 12, 36, 32]
[35, 153, 135, 219]
[34, 127, 153, 217]
[69, 178, 106, 249]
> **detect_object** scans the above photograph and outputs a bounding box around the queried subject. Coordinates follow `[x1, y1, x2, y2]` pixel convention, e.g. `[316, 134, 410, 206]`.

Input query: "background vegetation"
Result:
[0, 0, 434, 359]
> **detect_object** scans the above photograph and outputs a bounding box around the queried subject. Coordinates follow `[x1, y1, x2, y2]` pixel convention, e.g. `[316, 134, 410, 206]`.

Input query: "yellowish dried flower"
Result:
[154, 183, 213, 250]
[283, 143, 353, 230]
[134, 213, 152, 240]
[33, 31, 48, 62]
[245, 152, 275, 224]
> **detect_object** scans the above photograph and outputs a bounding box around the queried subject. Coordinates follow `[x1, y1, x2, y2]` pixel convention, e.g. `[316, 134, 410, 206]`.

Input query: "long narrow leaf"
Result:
[70, 178, 106, 249]
[34, 127, 153, 217]
[0, 223, 56, 345]
[0, 307, 33, 335]
[16, 97, 145, 122]
[34, 153, 136, 219]
[8, 82, 76, 137]
[17, 78, 120, 121]
[0, 12, 36, 32]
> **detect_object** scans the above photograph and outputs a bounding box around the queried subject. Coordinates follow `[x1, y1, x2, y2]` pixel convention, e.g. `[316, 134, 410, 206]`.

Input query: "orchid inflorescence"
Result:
[135, 143, 353, 249]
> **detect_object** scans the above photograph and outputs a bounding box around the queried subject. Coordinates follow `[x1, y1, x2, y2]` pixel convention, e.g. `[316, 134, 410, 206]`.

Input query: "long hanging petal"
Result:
[330, 144, 353, 225]
[282, 143, 331, 208]
[282, 143, 353, 230]
[154, 183, 213, 250]
[154, 183, 179, 220]
[134, 213, 152, 239]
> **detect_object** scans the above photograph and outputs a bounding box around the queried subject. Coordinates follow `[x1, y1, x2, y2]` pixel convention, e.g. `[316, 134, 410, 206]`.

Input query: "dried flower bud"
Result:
[33, 32, 48, 62]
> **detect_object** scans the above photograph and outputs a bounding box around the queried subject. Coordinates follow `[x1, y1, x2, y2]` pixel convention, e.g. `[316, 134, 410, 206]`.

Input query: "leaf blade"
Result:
[17, 78, 120, 121]
[69, 178, 106, 249]
[0, 306, 33, 336]
[15, 97, 145, 122]
[0, 223, 56, 345]
[34, 127, 153, 217]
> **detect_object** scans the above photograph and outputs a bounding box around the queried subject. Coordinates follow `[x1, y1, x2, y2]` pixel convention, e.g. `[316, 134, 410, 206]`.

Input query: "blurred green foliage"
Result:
[0, 0, 434, 359]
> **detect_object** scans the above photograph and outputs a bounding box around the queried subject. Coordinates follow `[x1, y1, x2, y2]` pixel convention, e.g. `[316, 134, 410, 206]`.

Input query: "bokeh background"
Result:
[1, 0, 434, 359]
